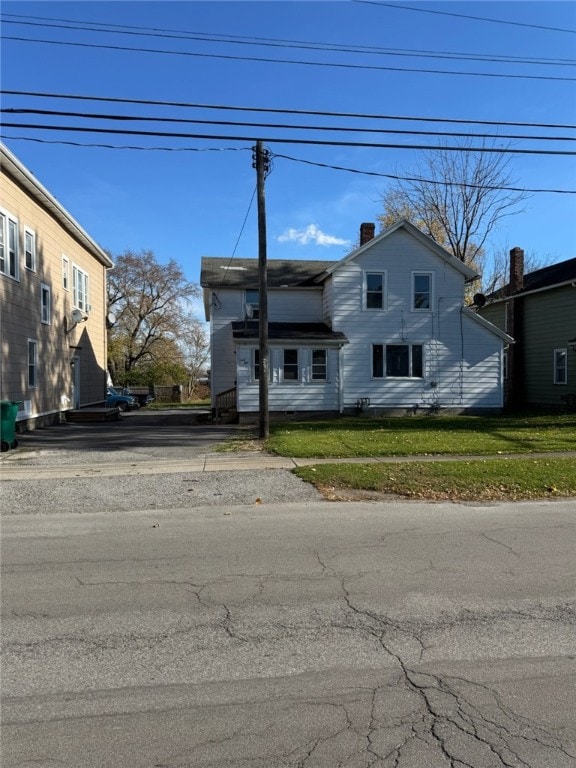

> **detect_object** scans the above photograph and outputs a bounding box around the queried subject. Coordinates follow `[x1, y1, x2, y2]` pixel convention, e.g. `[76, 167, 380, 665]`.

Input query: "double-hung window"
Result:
[311, 349, 328, 381]
[283, 349, 299, 381]
[554, 349, 567, 385]
[245, 289, 260, 320]
[253, 348, 260, 381]
[25, 229, 36, 271]
[412, 272, 432, 310]
[28, 339, 38, 388]
[41, 283, 51, 325]
[0, 210, 19, 279]
[372, 343, 424, 378]
[365, 272, 386, 310]
[72, 265, 89, 311]
[62, 256, 70, 290]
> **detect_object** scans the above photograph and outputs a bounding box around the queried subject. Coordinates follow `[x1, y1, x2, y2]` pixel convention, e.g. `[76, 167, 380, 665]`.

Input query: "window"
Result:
[25, 229, 36, 271]
[62, 256, 69, 290]
[554, 349, 567, 385]
[312, 349, 328, 381]
[28, 339, 38, 388]
[372, 344, 424, 378]
[72, 265, 89, 311]
[0, 211, 19, 279]
[412, 272, 432, 310]
[365, 272, 386, 309]
[41, 283, 51, 325]
[283, 349, 299, 381]
[253, 348, 260, 381]
[245, 289, 259, 320]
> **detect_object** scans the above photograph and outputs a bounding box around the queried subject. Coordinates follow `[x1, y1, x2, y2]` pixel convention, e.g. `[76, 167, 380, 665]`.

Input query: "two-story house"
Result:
[0, 143, 113, 430]
[479, 247, 576, 409]
[201, 219, 512, 422]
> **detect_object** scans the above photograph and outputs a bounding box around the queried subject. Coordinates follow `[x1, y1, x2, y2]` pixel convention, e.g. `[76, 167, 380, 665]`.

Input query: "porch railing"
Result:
[214, 387, 237, 423]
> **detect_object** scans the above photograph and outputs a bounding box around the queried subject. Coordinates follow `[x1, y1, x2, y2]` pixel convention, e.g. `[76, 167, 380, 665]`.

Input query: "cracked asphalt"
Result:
[1, 417, 576, 767]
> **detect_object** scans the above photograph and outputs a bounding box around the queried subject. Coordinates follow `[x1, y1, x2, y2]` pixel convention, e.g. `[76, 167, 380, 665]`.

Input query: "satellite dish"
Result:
[473, 293, 487, 308]
[71, 308, 85, 324]
[245, 303, 254, 320]
[106, 311, 116, 327]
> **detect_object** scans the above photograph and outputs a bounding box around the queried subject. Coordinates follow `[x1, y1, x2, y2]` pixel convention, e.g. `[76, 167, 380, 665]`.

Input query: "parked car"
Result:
[121, 387, 155, 407]
[106, 387, 139, 412]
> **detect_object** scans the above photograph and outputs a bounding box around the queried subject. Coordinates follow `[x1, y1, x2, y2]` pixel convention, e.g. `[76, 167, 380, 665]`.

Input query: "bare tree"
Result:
[107, 250, 202, 379]
[378, 139, 529, 267]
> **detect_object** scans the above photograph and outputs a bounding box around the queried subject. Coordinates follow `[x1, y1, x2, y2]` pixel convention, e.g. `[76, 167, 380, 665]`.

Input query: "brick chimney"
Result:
[509, 247, 524, 294]
[360, 222, 375, 246]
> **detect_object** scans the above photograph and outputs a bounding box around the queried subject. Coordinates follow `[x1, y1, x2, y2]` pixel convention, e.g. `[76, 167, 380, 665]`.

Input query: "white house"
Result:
[201, 220, 512, 422]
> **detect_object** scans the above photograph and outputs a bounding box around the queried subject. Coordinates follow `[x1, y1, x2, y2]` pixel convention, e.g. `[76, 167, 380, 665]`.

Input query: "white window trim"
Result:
[244, 289, 260, 320]
[554, 348, 567, 385]
[24, 228, 36, 272]
[72, 263, 90, 312]
[310, 348, 328, 382]
[372, 342, 425, 379]
[364, 270, 387, 311]
[282, 347, 300, 383]
[411, 271, 434, 312]
[40, 283, 51, 325]
[62, 255, 70, 290]
[0, 208, 20, 281]
[28, 339, 38, 388]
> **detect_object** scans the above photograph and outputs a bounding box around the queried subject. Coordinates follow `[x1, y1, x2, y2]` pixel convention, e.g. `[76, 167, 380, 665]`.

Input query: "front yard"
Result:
[264, 413, 576, 501]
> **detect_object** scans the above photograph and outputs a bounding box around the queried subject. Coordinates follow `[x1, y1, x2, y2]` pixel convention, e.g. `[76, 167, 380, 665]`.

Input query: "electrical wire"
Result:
[271, 152, 576, 194]
[2, 135, 572, 194]
[3, 36, 575, 82]
[2, 15, 574, 67]
[3, 122, 575, 155]
[4, 108, 573, 143]
[355, 1, 576, 35]
[4, 90, 575, 130]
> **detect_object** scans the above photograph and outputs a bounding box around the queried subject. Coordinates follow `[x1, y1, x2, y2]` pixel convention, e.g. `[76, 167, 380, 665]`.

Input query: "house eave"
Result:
[1, 143, 113, 269]
[463, 306, 514, 343]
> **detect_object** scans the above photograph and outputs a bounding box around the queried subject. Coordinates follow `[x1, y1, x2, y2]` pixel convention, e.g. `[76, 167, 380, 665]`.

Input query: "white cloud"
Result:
[277, 224, 351, 247]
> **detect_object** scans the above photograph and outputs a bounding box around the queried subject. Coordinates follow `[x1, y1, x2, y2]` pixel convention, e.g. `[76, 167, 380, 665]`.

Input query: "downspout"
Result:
[338, 345, 344, 413]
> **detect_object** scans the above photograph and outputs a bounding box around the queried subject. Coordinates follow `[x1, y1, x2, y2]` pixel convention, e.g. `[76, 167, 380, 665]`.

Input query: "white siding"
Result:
[330, 229, 504, 410]
[236, 346, 340, 413]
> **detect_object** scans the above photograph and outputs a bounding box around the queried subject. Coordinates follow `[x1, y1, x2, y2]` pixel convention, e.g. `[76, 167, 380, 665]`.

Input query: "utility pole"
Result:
[253, 140, 270, 438]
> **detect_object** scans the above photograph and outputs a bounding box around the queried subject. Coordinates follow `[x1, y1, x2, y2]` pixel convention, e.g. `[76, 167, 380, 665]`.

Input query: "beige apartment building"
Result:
[0, 143, 113, 430]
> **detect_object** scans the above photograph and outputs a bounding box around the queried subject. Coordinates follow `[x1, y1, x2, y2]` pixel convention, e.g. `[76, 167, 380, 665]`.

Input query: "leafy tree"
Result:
[107, 250, 204, 383]
[378, 140, 529, 268]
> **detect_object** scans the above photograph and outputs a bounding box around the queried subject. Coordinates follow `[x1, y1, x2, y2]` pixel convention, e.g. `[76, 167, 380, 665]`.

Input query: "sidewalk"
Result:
[2, 450, 575, 481]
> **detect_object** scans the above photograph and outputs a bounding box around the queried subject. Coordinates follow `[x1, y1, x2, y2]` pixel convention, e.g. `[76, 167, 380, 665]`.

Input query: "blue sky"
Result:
[2, 0, 575, 304]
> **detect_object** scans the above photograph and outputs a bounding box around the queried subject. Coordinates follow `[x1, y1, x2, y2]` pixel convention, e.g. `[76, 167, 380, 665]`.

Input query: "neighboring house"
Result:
[0, 143, 113, 430]
[201, 219, 512, 422]
[478, 247, 576, 409]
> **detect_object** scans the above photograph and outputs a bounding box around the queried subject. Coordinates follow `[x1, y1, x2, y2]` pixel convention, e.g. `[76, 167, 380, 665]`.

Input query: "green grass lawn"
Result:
[294, 457, 576, 501]
[266, 413, 576, 458]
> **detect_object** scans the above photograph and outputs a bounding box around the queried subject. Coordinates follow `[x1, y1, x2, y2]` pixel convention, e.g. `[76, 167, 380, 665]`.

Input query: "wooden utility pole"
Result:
[254, 141, 270, 438]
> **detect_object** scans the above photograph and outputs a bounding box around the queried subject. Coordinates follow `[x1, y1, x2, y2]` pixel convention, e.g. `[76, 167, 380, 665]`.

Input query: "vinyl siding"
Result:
[0, 170, 108, 421]
[522, 286, 576, 405]
[209, 287, 324, 405]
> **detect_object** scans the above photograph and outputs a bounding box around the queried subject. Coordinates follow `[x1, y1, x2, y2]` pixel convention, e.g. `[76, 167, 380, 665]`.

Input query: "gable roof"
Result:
[1, 143, 113, 269]
[318, 219, 479, 282]
[201, 257, 335, 289]
[489, 257, 576, 301]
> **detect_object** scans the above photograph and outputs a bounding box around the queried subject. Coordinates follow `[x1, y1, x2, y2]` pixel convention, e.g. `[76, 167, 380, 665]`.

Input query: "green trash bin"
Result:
[0, 400, 21, 452]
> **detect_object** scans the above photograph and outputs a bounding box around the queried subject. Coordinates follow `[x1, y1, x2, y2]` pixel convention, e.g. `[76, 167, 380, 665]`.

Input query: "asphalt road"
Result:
[2, 498, 576, 768]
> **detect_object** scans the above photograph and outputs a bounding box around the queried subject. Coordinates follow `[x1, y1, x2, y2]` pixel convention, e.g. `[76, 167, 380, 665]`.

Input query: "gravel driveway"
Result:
[0, 415, 323, 514]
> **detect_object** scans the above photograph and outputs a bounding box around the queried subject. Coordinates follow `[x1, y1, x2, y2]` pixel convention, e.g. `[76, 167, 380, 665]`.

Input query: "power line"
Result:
[4, 90, 576, 131]
[3, 122, 575, 155]
[3, 134, 572, 194]
[3, 35, 575, 83]
[355, 1, 576, 35]
[5, 108, 573, 143]
[2, 15, 575, 67]
[272, 152, 576, 194]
